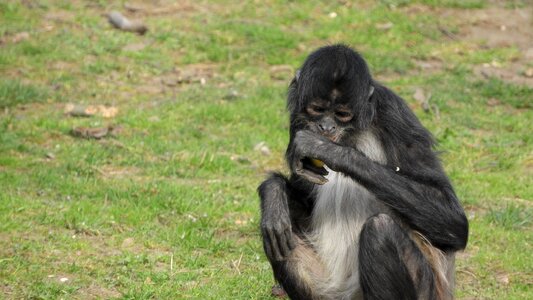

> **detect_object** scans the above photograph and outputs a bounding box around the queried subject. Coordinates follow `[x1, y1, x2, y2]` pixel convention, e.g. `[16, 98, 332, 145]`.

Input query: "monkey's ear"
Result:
[368, 85, 375, 100]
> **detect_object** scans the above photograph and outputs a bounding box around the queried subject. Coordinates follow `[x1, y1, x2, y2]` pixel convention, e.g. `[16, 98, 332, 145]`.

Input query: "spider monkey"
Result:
[258, 45, 468, 300]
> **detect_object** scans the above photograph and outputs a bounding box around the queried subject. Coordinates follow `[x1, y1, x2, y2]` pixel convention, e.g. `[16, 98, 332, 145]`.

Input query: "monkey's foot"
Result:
[271, 284, 287, 298]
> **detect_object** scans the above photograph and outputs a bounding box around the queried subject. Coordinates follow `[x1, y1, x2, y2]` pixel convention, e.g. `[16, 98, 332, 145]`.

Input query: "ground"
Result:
[0, 0, 532, 299]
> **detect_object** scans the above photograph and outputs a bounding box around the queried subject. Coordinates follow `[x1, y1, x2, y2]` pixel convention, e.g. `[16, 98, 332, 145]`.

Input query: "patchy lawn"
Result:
[1, 0, 532, 299]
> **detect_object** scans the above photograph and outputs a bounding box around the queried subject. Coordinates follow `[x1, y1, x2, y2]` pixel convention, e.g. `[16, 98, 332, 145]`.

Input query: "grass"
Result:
[1, 0, 532, 299]
[0, 80, 49, 108]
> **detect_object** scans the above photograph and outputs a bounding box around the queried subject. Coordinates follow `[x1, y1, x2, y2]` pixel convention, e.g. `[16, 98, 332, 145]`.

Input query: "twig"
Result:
[232, 253, 244, 275]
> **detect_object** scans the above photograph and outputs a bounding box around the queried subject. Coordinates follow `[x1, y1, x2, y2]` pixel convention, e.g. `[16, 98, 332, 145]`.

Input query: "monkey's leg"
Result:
[259, 174, 325, 300]
[359, 214, 443, 300]
[269, 236, 327, 300]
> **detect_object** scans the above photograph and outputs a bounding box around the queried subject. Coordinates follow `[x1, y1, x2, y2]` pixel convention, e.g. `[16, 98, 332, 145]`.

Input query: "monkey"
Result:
[258, 44, 468, 300]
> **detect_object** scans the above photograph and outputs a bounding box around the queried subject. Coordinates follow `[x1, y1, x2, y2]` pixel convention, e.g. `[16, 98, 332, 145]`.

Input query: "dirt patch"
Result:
[444, 5, 533, 87]
[400, 3, 533, 87]
[97, 165, 141, 179]
[413, 59, 444, 73]
[474, 62, 533, 87]
[49, 60, 77, 71]
[76, 284, 122, 299]
[157, 63, 218, 87]
[214, 228, 251, 246]
[44, 10, 76, 23]
[451, 7, 533, 51]
[0, 284, 13, 297]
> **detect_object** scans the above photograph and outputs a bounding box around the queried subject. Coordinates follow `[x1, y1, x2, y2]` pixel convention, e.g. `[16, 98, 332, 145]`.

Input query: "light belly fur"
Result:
[308, 130, 387, 299]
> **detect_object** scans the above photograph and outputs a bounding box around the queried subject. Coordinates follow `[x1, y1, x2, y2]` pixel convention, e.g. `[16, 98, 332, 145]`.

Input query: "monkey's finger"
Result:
[292, 160, 304, 174]
[285, 229, 297, 250]
[267, 229, 283, 261]
[275, 230, 291, 258]
[262, 231, 274, 260]
[296, 169, 328, 185]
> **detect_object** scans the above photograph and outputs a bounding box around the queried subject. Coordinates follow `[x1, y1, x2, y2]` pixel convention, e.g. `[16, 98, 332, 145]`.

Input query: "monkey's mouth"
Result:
[301, 158, 328, 175]
[324, 133, 341, 143]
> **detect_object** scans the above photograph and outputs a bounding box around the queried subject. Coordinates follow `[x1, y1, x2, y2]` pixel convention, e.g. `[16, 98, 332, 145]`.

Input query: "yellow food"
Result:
[310, 158, 325, 168]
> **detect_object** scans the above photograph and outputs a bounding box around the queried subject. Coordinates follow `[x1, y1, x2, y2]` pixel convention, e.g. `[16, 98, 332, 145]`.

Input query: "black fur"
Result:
[359, 214, 437, 300]
[259, 44, 468, 299]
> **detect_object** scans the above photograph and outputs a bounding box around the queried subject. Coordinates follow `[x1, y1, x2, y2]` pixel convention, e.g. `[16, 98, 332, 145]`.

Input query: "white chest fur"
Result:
[309, 130, 387, 299]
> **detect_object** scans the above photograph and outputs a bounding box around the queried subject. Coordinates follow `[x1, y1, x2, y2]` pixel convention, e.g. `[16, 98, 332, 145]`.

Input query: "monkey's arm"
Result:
[259, 173, 315, 261]
[293, 130, 468, 252]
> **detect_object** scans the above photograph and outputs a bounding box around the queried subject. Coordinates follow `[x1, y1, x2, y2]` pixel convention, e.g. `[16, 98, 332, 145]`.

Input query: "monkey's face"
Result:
[302, 90, 355, 143]
[288, 45, 376, 146]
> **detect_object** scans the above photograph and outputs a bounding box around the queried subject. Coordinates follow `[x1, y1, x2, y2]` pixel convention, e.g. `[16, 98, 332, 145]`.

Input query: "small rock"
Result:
[45, 152, 55, 159]
[254, 142, 271, 156]
[107, 11, 147, 35]
[328, 12, 337, 18]
[70, 125, 121, 139]
[59, 277, 69, 283]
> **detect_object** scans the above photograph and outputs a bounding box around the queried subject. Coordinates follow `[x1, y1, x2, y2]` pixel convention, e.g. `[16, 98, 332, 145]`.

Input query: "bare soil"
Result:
[446, 5, 533, 87]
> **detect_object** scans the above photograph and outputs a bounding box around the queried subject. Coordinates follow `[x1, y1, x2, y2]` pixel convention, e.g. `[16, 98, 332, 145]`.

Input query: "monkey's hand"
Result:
[261, 199, 296, 262]
[292, 130, 337, 184]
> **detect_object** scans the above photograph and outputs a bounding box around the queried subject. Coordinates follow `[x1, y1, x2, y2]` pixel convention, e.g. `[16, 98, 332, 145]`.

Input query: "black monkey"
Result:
[258, 45, 468, 300]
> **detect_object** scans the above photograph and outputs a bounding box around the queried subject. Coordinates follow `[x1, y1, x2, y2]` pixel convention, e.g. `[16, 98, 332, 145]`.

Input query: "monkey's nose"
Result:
[318, 123, 336, 135]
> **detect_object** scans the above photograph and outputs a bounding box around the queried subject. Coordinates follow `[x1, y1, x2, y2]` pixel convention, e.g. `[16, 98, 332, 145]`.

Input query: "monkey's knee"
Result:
[361, 213, 398, 238]
[359, 214, 419, 300]
[258, 173, 289, 199]
[359, 214, 442, 300]
[368, 213, 394, 226]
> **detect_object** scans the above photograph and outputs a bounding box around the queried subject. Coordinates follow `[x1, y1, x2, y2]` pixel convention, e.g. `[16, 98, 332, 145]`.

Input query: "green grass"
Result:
[1, 0, 532, 299]
[0, 80, 49, 108]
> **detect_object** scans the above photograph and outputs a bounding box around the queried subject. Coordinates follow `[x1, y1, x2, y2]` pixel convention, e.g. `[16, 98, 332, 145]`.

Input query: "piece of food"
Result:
[310, 158, 325, 168]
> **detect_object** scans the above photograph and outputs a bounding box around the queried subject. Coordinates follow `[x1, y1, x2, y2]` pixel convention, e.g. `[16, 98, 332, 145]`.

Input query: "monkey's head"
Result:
[288, 45, 375, 144]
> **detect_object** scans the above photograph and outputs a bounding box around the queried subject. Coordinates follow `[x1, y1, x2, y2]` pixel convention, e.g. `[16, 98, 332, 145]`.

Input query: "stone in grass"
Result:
[70, 125, 122, 139]
[64, 104, 118, 118]
[254, 142, 271, 156]
[107, 11, 147, 35]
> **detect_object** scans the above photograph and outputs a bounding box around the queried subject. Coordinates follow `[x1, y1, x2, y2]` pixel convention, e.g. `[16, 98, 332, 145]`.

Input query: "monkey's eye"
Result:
[335, 110, 353, 122]
[307, 104, 326, 115]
